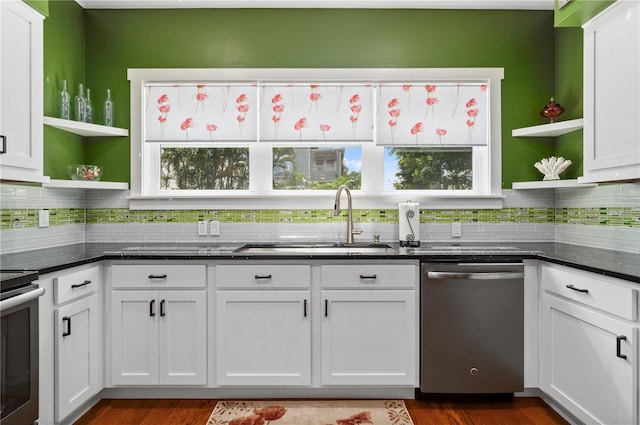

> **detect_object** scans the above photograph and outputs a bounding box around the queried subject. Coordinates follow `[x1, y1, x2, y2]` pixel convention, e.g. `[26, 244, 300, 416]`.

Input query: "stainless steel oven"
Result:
[1, 271, 43, 425]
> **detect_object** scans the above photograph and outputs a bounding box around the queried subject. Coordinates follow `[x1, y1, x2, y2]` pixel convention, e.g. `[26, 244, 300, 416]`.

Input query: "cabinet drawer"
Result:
[216, 264, 310, 289]
[54, 265, 100, 305]
[320, 264, 417, 289]
[111, 264, 206, 289]
[541, 264, 637, 321]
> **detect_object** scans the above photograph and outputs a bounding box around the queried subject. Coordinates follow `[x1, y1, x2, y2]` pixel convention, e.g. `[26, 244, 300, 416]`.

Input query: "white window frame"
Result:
[128, 68, 504, 210]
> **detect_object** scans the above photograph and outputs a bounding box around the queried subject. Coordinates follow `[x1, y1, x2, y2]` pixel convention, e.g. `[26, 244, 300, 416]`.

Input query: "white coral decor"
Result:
[534, 156, 572, 180]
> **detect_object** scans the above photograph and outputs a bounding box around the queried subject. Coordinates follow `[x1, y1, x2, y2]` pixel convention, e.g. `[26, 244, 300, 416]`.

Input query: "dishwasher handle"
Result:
[426, 271, 524, 280]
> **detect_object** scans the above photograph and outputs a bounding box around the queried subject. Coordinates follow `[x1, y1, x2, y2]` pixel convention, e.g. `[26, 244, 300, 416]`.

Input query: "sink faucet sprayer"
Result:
[333, 185, 363, 244]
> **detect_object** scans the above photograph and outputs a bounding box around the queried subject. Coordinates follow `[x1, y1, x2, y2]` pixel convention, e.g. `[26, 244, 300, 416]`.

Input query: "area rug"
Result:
[206, 400, 414, 425]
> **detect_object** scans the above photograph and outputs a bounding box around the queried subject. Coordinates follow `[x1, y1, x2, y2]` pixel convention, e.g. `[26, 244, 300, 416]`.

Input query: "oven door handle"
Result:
[0, 287, 45, 310]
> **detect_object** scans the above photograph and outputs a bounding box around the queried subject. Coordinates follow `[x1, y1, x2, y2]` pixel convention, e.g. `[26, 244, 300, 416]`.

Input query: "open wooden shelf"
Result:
[44, 116, 128, 137]
[512, 118, 584, 138]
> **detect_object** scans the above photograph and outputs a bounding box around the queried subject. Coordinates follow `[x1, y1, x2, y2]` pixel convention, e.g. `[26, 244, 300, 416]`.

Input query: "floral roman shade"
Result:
[259, 84, 373, 141]
[375, 83, 489, 146]
[145, 84, 258, 142]
[143, 81, 487, 146]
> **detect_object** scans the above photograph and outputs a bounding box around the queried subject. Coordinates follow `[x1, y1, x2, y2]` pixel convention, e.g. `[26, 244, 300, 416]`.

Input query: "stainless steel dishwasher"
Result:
[420, 262, 524, 394]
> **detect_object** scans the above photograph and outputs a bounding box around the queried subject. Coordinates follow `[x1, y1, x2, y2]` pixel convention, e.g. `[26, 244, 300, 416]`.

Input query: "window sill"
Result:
[128, 192, 504, 210]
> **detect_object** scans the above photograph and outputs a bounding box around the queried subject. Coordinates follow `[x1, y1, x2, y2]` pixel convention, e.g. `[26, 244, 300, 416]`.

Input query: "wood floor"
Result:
[73, 397, 569, 425]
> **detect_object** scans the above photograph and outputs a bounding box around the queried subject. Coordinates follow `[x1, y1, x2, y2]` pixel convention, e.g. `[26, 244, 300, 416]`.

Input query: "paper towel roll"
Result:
[399, 202, 420, 247]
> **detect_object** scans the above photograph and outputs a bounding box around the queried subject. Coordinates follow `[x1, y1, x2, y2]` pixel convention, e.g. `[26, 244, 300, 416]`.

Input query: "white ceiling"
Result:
[75, 0, 556, 10]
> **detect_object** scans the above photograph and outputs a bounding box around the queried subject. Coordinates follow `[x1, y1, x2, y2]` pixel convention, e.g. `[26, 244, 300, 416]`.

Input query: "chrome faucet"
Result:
[333, 185, 363, 244]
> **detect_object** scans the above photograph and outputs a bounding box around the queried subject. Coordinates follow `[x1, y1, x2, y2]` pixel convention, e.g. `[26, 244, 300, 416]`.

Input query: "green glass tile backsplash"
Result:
[1, 207, 638, 230]
[1, 208, 85, 229]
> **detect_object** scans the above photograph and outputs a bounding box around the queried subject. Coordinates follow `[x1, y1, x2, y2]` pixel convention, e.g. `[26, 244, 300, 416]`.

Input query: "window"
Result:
[384, 147, 473, 191]
[272, 146, 362, 190]
[160, 147, 249, 190]
[128, 68, 503, 209]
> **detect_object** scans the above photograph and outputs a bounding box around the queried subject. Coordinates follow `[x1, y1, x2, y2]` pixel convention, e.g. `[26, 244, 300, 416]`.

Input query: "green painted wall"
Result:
[45, 7, 564, 186]
[43, 0, 85, 179]
[554, 0, 614, 27]
[555, 27, 584, 178]
[24, 0, 48, 17]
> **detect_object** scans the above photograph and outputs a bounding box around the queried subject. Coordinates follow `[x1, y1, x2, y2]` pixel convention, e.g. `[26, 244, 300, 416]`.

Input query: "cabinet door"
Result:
[54, 294, 102, 422]
[111, 291, 159, 385]
[0, 0, 44, 181]
[321, 290, 416, 386]
[216, 290, 311, 386]
[158, 290, 207, 385]
[582, 0, 640, 182]
[540, 293, 637, 425]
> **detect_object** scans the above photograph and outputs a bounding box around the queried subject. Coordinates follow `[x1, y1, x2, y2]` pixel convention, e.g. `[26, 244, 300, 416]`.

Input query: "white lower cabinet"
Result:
[55, 294, 102, 422]
[321, 290, 415, 386]
[215, 263, 311, 386]
[111, 290, 207, 386]
[39, 263, 103, 425]
[539, 263, 638, 425]
[216, 290, 311, 386]
[215, 261, 418, 388]
[320, 263, 417, 386]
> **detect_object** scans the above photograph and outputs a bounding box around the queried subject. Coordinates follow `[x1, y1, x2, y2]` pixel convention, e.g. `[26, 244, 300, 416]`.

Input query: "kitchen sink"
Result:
[113, 246, 235, 254]
[234, 243, 393, 255]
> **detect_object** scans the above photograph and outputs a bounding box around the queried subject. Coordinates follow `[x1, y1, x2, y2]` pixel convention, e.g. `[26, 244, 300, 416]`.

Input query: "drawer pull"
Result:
[71, 280, 91, 289]
[149, 299, 156, 317]
[360, 274, 377, 280]
[148, 274, 167, 279]
[617, 335, 628, 360]
[254, 274, 273, 280]
[566, 284, 589, 294]
[62, 316, 71, 337]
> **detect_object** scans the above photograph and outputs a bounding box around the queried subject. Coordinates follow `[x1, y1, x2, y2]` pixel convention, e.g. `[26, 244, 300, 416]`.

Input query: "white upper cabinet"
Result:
[0, 0, 46, 183]
[580, 0, 640, 183]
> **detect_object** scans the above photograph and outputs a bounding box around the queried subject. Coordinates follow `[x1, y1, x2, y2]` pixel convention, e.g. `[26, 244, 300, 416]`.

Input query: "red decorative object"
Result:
[540, 97, 565, 123]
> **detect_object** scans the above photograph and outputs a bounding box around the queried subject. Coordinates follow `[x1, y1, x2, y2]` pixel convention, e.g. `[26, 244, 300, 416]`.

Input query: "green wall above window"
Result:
[44, 6, 567, 186]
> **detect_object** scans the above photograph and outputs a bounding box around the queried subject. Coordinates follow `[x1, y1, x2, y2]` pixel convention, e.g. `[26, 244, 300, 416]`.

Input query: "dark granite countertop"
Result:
[0, 270, 40, 293]
[0, 241, 638, 283]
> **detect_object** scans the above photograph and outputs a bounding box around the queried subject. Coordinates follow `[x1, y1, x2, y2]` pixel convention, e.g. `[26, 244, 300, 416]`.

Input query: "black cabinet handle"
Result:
[148, 274, 167, 279]
[303, 299, 308, 317]
[71, 280, 91, 289]
[160, 299, 166, 317]
[324, 299, 328, 317]
[0, 135, 6, 154]
[62, 316, 71, 337]
[360, 274, 377, 280]
[617, 335, 628, 360]
[254, 274, 272, 280]
[149, 299, 156, 317]
[566, 284, 589, 294]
